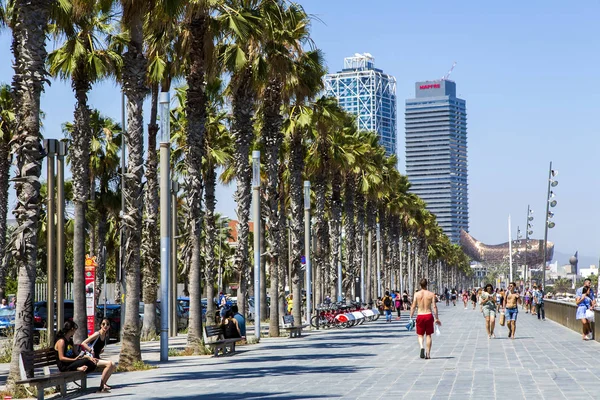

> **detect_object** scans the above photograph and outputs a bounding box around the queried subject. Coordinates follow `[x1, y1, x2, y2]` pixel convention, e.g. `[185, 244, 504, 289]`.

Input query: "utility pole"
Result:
[159, 92, 171, 361]
[170, 181, 179, 337]
[45, 139, 57, 344]
[304, 181, 312, 325]
[252, 151, 261, 340]
[56, 141, 67, 334]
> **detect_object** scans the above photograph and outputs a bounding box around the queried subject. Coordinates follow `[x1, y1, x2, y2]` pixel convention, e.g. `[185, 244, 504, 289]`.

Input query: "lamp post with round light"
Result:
[524, 205, 533, 287]
[542, 162, 558, 287]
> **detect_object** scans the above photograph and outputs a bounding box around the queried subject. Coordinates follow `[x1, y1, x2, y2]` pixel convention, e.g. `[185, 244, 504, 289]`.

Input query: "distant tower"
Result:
[405, 79, 468, 243]
[324, 53, 397, 156]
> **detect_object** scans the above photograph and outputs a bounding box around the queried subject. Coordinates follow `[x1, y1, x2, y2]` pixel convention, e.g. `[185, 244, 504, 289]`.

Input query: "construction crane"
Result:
[442, 62, 457, 81]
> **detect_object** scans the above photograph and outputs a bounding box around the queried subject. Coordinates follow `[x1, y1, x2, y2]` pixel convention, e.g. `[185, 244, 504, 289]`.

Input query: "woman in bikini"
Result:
[55, 321, 96, 374]
[81, 318, 117, 392]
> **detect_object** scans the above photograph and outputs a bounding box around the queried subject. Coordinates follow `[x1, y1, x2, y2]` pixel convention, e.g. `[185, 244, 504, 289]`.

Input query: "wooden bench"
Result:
[204, 325, 239, 357]
[281, 315, 307, 338]
[16, 348, 86, 400]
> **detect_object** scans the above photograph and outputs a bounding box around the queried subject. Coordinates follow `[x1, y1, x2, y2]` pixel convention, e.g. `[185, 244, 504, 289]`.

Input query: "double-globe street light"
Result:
[542, 162, 558, 287]
[524, 206, 533, 286]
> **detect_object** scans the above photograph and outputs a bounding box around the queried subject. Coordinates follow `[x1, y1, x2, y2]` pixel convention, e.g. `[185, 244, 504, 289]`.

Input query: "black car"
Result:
[34, 300, 74, 330]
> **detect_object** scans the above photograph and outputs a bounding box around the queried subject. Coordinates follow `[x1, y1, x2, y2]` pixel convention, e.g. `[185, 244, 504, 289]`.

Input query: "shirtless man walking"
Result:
[503, 282, 520, 339]
[409, 278, 442, 359]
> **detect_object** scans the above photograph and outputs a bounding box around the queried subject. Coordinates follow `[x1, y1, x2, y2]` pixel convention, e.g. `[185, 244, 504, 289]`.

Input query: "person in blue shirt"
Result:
[532, 285, 545, 321]
[230, 305, 246, 338]
[576, 278, 596, 305]
[576, 286, 593, 340]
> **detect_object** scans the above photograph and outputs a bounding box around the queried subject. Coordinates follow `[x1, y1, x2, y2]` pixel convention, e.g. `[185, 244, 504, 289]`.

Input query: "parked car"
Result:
[96, 304, 123, 341]
[34, 300, 74, 330]
[139, 301, 188, 332]
[0, 308, 15, 334]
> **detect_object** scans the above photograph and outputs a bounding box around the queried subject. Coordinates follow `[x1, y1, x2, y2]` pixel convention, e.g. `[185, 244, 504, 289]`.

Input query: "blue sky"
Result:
[1, 0, 599, 262]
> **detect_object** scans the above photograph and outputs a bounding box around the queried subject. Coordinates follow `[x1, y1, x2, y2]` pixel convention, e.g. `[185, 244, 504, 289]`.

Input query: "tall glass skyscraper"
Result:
[405, 80, 468, 243]
[324, 53, 397, 156]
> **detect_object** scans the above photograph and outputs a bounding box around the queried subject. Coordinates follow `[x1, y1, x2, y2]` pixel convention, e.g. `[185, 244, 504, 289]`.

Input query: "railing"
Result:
[544, 299, 596, 341]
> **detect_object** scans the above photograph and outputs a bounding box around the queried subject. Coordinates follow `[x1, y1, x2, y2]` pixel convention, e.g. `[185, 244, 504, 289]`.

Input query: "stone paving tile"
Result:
[50, 302, 600, 399]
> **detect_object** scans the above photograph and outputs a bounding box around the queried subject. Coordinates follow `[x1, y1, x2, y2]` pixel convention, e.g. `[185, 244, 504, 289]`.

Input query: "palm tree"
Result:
[140, 0, 185, 338]
[258, 0, 314, 336]
[282, 50, 325, 323]
[181, 0, 214, 351]
[306, 96, 347, 303]
[7, 0, 53, 388]
[48, 0, 122, 343]
[63, 110, 122, 324]
[203, 80, 232, 326]
[0, 84, 14, 302]
[217, 0, 263, 319]
[118, 0, 149, 368]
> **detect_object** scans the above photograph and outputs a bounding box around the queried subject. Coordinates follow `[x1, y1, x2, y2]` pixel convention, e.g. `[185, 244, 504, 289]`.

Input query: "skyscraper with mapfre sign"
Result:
[405, 80, 468, 243]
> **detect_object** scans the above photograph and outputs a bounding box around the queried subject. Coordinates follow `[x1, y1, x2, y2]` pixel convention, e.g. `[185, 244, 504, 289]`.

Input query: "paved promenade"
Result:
[3, 303, 600, 399]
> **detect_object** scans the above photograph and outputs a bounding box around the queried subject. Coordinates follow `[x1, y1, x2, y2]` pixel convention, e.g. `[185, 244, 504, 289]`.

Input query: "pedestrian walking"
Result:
[576, 286, 593, 340]
[523, 288, 531, 313]
[444, 288, 450, 306]
[451, 288, 457, 306]
[503, 282, 520, 339]
[462, 290, 468, 309]
[402, 290, 410, 310]
[409, 278, 442, 360]
[533, 285, 546, 321]
[480, 284, 497, 339]
[382, 291, 393, 322]
[470, 289, 477, 310]
[394, 291, 402, 320]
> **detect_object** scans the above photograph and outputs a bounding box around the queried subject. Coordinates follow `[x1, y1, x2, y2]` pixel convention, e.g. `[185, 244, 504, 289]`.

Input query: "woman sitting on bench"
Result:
[81, 318, 117, 392]
[221, 310, 241, 339]
[55, 321, 97, 374]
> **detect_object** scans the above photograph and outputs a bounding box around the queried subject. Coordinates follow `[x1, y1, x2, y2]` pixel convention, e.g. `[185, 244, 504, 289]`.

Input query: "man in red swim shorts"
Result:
[409, 278, 442, 359]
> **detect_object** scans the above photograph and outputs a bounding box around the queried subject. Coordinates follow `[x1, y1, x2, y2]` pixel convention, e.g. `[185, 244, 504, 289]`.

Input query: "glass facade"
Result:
[405, 80, 468, 243]
[324, 54, 397, 156]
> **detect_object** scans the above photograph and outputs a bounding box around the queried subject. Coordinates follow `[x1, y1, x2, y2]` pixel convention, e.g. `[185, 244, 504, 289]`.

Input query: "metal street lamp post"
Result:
[45, 139, 57, 344]
[525, 205, 533, 286]
[542, 162, 558, 287]
[252, 151, 261, 340]
[170, 181, 179, 337]
[159, 92, 171, 361]
[56, 141, 67, 336]
[376, 223, 381, 298]
[304, 181, 312, 325]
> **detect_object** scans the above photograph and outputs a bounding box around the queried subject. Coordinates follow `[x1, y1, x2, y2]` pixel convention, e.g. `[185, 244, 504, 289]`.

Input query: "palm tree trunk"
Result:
[141, 84, 159, 338]
[184, 13, 208, 351]
[231, 66, 255, 319]
[118, 12, 146, 367]
[288, 128, 304, 324]
[93, 178, 108, 329]
[204, 165, 217, 326]
[72, 73, 92, 344]
[276, 166, 287, 325]
[7, 0, 51, 387]
[343, 174, 355, 293]
[354, 191, 365, 301]
[0, 139, 10, 302]
[262, 78, 283, 336]
[313, 177, 327, 305]
[329, 175, 342, 300]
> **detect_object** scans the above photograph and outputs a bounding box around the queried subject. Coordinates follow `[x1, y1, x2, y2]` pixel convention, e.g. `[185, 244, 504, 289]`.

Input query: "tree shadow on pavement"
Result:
[147, 392, 331, 400]
[148, 363, 364, 383]
[221, 352, 375, 365]
[258, 341, 388, 351]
